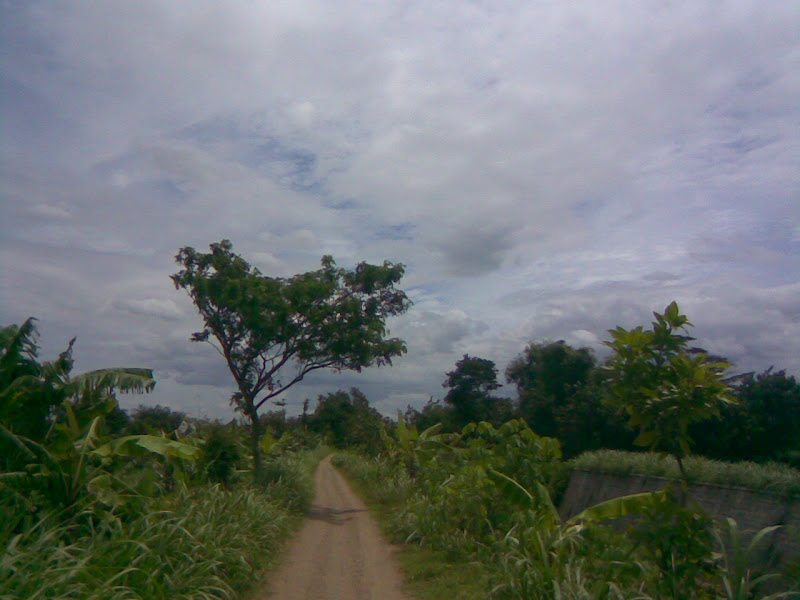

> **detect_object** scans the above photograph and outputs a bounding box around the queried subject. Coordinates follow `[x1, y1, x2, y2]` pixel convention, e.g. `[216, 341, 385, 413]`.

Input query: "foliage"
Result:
[603, 301, 734, 477]
[383, 412, 452, 477]
[1, 318, 155, 446]
[0, 320, 165, 525]
[506, 341, 595, 435]
[695, 369, 800, 466]
[127, 404, 186, 435]
[393, 420, 564, 553]
[506, 340, 633, 457]
[308, 387, 386, 453]
[172, 239, 410, 476]
[443, 354, 512, 429]
[197, 422, 244, 487]
[570, 450, 800, 499]
[712, 518, 796, 600]
[0, 483, 296, 600]
[627, 484, 715, 598]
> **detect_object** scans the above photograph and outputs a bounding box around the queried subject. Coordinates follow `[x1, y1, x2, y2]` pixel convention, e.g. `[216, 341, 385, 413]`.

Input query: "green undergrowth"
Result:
[2, 447, 328, 600]
[332, 452, 491, 600]
[570, 450, 800, 499]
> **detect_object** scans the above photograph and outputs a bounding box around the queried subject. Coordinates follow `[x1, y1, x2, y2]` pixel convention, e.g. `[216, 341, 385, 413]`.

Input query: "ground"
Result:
[260, 455, 411, 600]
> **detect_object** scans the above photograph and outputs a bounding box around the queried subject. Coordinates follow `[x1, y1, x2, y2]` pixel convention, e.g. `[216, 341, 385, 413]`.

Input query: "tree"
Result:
[172, 240, 410, 477]
[127, 404, 186, 435]
[506, 341, 596, 436]
[506, 340, 632, 456]
[309, 388, 386, 453]
[603, 301, 734, 479]
[696, 368, 800, 463]
[442, 354, 507, 428]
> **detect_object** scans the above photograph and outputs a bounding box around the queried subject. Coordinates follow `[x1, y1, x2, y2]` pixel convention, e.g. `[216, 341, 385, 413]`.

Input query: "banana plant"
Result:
[382, 412, 452, 477]
[486, 467, 668, 533]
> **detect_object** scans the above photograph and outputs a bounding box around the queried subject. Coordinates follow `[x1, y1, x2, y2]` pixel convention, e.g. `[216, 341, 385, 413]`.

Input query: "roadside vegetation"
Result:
[0, 318, 328, 599]
[335, 303, 800, 599]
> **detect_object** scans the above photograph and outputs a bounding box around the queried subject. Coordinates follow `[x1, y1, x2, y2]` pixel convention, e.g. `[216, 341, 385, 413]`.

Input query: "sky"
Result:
[2, 1, 798, 420]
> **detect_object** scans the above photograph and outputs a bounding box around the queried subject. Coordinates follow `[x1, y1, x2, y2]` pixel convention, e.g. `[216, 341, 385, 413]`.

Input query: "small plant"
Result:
[198, 423, 243, 487]
[713, 518, 798, 600]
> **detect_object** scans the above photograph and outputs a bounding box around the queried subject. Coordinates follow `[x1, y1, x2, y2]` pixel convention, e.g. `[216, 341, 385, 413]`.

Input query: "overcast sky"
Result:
[2, 1, 798, 420]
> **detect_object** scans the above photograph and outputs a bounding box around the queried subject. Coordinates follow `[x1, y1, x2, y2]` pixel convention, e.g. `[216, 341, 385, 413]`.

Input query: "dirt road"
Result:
[262, 455, 411, 600]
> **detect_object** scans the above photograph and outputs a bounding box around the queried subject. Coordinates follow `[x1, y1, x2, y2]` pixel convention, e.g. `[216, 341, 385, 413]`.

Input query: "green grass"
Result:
[396, 547, 492, 600]
[570, 450, 800, 499]
[1, 484, 296, 600]
[1, 447, 329, 600]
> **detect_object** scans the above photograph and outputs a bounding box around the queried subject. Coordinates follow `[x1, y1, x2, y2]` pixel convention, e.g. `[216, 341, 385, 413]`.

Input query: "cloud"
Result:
[435, 219, 517, 277]
[28, 203, 71, 220]
[1, 1, 797, 420]
[111, 298, 183, 321]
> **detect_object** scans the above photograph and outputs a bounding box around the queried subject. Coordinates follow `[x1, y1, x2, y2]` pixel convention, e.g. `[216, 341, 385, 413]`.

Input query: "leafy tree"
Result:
[603, 301, 734, 479]
[128, 404, 186, 435]
[505, 340, 631, 455]
[734, 368, 800, 463]
[404, 397, 454, 432]
[309, 388, 386, 453]
[443, 354, 507, 428]
[172, 240, 410, 476]
[695, 368, 800, 464]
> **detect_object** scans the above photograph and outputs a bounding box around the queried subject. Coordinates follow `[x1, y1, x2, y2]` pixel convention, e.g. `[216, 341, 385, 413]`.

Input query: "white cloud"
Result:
[28, 203, 71, 220]
[1, 0, 798, 419]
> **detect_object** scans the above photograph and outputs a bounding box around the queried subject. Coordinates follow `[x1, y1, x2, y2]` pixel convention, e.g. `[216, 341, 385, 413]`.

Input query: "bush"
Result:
[198, 423, 244, 487]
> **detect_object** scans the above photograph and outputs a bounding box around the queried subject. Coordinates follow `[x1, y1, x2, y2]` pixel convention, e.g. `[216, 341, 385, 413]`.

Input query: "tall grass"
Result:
[1, 447, 328, 600]
[570, 450, 800, 499]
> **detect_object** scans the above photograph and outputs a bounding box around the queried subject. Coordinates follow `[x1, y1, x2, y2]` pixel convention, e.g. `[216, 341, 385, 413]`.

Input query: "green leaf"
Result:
[568, 490, 667, 524]
[634, 430, 659, 447]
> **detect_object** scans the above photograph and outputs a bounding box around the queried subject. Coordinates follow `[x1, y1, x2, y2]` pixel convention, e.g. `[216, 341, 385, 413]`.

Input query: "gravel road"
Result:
[262, 455, 411, 600]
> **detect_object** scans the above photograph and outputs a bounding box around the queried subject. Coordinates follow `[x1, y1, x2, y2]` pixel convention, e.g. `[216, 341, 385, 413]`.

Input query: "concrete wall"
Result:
[560, 469, 800, 571]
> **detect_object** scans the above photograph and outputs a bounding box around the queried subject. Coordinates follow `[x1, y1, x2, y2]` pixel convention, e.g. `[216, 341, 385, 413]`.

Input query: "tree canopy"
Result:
[172, 239, 411, 475]
[603, 301, 734, 475]
[443, 354, 510, 428]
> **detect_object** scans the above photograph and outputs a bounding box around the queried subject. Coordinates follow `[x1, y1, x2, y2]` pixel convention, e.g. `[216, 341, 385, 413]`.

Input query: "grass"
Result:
[332, 452, 492, 600]
[1, 447, 329, 600]
[570, 450, 800, 499]
[1, 484, 296, 600]
[396, 547, 492, 600]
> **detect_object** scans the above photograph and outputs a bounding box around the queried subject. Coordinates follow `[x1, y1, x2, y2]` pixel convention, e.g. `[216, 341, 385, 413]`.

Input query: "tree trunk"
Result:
[247, 400, 263, 482]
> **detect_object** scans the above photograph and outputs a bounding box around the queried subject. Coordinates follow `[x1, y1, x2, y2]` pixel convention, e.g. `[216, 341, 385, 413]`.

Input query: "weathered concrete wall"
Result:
[560, 469, 800, 571]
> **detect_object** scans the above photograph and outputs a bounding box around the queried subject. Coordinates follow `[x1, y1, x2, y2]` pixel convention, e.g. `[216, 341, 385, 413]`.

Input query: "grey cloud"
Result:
[435, 220, 517, 277]
[111, 298, 183, 321]
[1, 1, 798, 421]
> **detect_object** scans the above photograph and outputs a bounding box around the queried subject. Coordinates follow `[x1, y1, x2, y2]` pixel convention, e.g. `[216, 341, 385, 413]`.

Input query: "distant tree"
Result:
[506, 340, 596, 438]
[443, 354, 507, 428]
[260, 409, 289, 439]
[128, 404, 186, 435]
[695, 368, 800, 464]
[172, 240, 410, 477]
[737, 368, 800, 462]
[405, 397, 455, 432]
[505, 340, 631, 456]
[198, 422, 243, 487]
[309, 388, 386, 453]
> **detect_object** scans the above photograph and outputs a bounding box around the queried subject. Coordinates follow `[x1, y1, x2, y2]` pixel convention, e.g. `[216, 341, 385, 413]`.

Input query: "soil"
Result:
[260, 455, 412, 600]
